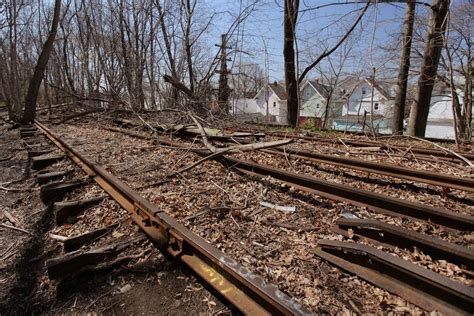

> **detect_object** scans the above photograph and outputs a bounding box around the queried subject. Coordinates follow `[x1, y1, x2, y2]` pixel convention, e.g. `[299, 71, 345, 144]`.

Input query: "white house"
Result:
[299, 79, 343, 127]
[341, 78, 394, 117]
[231, 98, 259, 115]
[254, 81, 288, 124]
[420, 79, 471, 139]
[332, 77, 395, 134]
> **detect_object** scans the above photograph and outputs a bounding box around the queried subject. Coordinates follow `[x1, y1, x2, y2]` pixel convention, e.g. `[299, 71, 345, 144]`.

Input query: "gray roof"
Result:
[308, 80, 331, 99]
[269, 82, 288, 100]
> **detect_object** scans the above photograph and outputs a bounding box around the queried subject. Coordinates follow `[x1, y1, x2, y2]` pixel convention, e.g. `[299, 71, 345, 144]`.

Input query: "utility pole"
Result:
[216, 33, 231, 114]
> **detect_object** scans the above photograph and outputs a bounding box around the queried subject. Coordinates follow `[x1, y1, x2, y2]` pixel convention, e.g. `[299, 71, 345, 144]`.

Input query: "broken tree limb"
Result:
[260, 201, 296, 214]
[49, 233, 68, 242]
[57, 108, 104, 124]
[0, 223, 34, 236]
[166, 148, 232, 179]
[165, 139, 292, 180]
[3, 210, 19, 226]
[222, 139, 292, 153]
[189, 114, 218, 152]
[163, 75, 198, 100]
[405, 136, 473, 167]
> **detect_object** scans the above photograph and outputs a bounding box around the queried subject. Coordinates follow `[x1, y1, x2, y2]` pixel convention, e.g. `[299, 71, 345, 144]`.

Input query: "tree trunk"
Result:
[283, 0, 299, 127]
[218, 33, 230, 114]
[407, 0, 450, 137]
[392, 1, 415, 135]
[22, 0, 61, 123]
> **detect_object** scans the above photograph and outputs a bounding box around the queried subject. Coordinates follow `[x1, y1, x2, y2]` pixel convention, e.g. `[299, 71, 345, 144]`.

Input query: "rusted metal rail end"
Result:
[261, 147, 474, 193]
[313, 240, 474, 315]
[224, 157, 474, 231]
[35, 122, 311, 315]
[334, 218, 474, 270]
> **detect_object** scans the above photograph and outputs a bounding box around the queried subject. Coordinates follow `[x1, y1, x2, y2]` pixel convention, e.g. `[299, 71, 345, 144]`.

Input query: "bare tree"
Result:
[407, 0, 450, 136]
[440, 1, 473, 143]
[283, 0, 299, 127]
[22, 0, 61, 122]
[392, 1, 416, 135]
[284, 1, 369, 127]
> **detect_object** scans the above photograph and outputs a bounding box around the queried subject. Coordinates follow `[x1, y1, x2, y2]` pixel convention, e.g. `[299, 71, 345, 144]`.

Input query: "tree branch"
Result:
[298, 2, 369, 83]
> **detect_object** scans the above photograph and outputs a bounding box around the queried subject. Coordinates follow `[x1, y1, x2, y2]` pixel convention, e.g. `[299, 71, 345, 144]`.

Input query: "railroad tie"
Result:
[54, 196, 106, 225]
[31, 154, 64, 170]
[39, 179, 90, 203]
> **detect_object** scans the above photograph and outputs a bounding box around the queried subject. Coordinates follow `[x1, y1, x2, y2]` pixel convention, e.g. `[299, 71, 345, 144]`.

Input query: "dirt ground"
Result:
[0, 120, 228, 315]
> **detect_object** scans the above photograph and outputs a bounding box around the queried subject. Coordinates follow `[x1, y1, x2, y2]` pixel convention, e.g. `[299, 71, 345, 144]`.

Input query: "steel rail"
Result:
[34, 121, 311, 316]
[270, 131, 474, 161]
[103, 126, 474, 231]
[237, 123, 460, 144]
[231, 129, 474, 162]
[313, 240, 474, 315]
[112, 123, 474, 192]
[334, 218, 474, 270]
[260, 147, 474, 193]
[224, 156, 474, 231]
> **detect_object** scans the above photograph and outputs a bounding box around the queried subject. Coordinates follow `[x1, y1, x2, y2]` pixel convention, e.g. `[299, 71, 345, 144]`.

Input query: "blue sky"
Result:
[205, 0, 461, 81]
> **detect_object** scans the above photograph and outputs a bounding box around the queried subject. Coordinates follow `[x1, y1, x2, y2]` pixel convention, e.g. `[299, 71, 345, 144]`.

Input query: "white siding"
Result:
[300, 84, 326, 118]
[255, 89, 288, 124]
[428, 93, 454, 120]
[343, 82, 392, 117]
[231, 98, 259, 114]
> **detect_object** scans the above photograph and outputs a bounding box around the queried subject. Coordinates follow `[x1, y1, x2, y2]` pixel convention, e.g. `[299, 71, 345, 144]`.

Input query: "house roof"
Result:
[371, 80, 395, 100]
[337, 76, 395, 101]
[270, 82, 287, 100]
[306, 80, 330, 99]
[254, 82, 287, 101]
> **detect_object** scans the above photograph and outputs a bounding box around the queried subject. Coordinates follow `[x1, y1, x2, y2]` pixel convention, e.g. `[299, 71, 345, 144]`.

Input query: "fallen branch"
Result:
[57, 108, 104, 124]
[3, 210, 19, 226]
[260, 201, 296, 214]
[0, 185, 35, 192]
[405, 135, 473, 167]
[0, 223, 33, 236]
[166, 149, 231, 179]
[189, 114, 218, 152]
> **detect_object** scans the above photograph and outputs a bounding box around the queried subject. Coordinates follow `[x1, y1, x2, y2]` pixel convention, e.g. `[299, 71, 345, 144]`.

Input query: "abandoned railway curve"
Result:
[14, 119, 474, 314]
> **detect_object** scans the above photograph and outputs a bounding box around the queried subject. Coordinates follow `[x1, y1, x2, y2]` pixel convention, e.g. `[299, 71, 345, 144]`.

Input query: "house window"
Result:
[362, 89, 366, 94]
[316, 104, 320, 108]
[374, 102, 379, 110]
[273, 102, 276, 107]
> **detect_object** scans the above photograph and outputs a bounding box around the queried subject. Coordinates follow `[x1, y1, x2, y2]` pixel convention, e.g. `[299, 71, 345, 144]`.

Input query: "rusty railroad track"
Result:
[101, 125, 473, 314]
[115, 120, 474, 193]
[22, 122, 474, 314]
[29, 121, 312, 315]
[227, 128, 474, 163]
[107, 125, 474, 230]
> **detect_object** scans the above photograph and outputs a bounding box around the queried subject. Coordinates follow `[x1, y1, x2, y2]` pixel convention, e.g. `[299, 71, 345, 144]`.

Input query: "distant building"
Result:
[254, 81, 288, 124]
[231, 98, 259, 115]
[299, 80, 342, 127]
[417, 78, 471, 139]
[332, 77, 396, 134]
